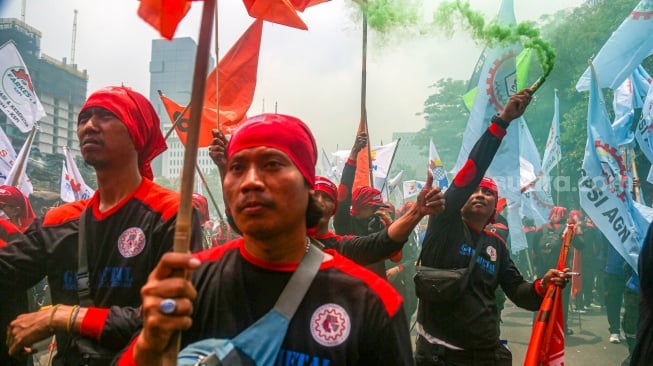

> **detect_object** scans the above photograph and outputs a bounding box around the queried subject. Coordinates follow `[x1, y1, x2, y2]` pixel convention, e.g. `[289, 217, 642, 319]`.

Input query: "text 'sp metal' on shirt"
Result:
[185, 239, 414, 365]
[0, 178, 203, 359]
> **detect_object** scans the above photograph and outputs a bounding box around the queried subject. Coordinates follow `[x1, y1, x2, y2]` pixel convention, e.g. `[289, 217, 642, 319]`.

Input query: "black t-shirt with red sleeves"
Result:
[181, 239, 413, 365]
[0, 178, 203, 364]
[418, 121, 542, 350]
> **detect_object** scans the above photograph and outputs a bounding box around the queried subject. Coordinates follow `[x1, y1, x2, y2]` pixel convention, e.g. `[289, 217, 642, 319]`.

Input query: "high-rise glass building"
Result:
[149, 37, 215, 178]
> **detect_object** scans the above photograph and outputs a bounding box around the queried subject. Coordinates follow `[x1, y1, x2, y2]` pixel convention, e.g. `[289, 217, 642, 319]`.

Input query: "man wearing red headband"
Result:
[333, 132, 397, 278]
[121, 114, 413, 365]
[415, 90, 570, 366]
[312, 175, 444, 266]
[0, 86, 203, 364]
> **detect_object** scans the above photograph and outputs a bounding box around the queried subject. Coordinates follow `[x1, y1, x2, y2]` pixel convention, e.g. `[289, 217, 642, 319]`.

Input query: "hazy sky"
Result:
[0, 0, 585, 155]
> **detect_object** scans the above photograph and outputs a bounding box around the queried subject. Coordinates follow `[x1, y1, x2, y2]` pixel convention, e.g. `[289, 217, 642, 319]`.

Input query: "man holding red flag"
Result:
[415, 89, 570, 366]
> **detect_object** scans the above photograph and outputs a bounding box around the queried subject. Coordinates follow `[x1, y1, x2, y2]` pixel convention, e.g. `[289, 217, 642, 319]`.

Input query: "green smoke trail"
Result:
[434, 1, 556, 80]
[346, 0, 422, 36]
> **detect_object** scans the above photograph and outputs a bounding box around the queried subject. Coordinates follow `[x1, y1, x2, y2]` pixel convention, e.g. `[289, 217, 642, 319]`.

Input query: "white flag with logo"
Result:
[403, 180, 425, 199]
[60, 146, 94, 202]
[0, 41, 45, 132]
[429, 138, 449, 190]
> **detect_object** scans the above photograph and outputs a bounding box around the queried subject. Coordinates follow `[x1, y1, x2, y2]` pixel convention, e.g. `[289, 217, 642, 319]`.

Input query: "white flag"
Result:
[3, 126, 35, 196]
[0, 41, 45, 132]
[541, 90, 561, 175]
[61, 146, 94, 202]
[60, 161, 75, 203]
[429, 138, 449, 190]
[371, 140, 398, 180]
[0, 125, 18, 182]
[403, 180, 425, 199]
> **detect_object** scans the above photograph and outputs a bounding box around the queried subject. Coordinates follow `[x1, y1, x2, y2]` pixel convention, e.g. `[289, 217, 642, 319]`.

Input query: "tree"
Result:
[416, 78, 469, 170]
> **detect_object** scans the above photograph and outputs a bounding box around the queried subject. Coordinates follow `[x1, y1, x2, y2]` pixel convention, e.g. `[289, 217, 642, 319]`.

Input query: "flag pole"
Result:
[195, 163, 225, 222]
[359, 0, 373, 186]
[629, 144, 641, 203]
[164, 0, 215, 363]
[214, 1, 221, 131]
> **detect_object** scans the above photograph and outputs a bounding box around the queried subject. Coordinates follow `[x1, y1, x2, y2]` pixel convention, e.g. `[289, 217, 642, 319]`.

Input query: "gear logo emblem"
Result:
[486, 51, 517, 112]
[310, 303, 350, 347]
[631, 2, 653, 20]
[594, 141, 628, 202]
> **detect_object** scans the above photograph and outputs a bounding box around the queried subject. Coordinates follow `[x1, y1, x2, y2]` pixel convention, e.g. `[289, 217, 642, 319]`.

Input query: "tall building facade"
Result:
[0, 18, 87, 156]
[149, 37, 215, 178]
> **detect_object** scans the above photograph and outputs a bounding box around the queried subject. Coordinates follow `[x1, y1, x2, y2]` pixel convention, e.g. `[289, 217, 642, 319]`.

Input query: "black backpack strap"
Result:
[77, 208, 93, 307]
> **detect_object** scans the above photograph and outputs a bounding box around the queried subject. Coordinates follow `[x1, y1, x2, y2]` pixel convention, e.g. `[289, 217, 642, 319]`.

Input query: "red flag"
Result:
[290, 0, 330, 12]
[242, 0, 308, 30]
[160, 95, 242, 147]
[138, 0, 192, 40]
[204, 19, 263, 124]
[524, 222, 575, 366]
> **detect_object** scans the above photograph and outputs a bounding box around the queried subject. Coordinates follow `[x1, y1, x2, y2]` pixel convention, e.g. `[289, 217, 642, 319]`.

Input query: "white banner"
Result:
[0, 41, 45, 132]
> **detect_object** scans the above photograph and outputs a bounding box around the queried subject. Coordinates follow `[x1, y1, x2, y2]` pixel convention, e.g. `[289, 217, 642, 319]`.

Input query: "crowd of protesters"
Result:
[0, 85, 650, 366]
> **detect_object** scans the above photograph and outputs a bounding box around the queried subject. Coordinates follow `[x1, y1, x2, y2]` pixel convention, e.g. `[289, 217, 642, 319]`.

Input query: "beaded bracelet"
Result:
[48, 304, 62, 334]
[66, 305, 80, 333]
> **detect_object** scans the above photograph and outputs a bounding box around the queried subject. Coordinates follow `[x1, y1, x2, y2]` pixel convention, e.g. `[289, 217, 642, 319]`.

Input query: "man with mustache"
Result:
[0, 86, 202, 365]
[119, 114, 417, 365]
[415, 89, 571, 366]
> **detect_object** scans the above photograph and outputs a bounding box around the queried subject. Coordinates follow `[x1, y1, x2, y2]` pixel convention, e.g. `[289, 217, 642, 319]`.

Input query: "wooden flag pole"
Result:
[629, 144, 641, 204]
[214, 2, 221, 131]
[163, 0, 215, 363]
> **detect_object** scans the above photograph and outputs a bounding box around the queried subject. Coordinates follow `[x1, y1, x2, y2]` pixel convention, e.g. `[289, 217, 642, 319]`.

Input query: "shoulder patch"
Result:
[453, 159, 478, 188]
[134, 179, 180, 221]
[330, 251, 403, 317]
[42, 200, 89, 226]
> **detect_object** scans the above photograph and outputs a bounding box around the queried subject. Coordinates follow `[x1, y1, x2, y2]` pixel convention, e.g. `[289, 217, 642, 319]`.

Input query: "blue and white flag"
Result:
[384, 170, 404, 206]
[429, 138, 449, 191]
[579, 63, 646, 272]
[453, 0, 526, 253]
[60, 146, 94, 202]
[519, 120, 553, 226]
[576, 0, 653, 91]
[612, 66, 651, 145]
[635, 80, 653, 182]
[541, 90, 561, 175]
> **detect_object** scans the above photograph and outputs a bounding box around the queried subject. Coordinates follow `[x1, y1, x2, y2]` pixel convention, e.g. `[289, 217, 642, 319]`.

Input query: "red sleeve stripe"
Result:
[453, 159, 477, 188]
[534, 279, 546, 297]
[80, 307, 110, 340]
[193, 238, 241, 262]
[330, 251, 403, 317]
[346, 158, 355, 165]
[42, 200, 89, 226]
[133, 179, 181, 221]
[489, 123, 507, 139]
[117, 335, 139, 366]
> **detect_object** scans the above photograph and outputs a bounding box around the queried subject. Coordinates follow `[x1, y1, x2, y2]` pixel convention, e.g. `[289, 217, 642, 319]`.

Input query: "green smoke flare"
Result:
[347, 0, 422, 35]
[434, 1, 556, 79]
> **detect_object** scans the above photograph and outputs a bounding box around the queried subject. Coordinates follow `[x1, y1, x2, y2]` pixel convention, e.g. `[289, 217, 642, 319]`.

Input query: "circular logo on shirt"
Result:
[486, 246, 497, 262]
[117, 227, 146, 258]
[310, 303, 351, 347]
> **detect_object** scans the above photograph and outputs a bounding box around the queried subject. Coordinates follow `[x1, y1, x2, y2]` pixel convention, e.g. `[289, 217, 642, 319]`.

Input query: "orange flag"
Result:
[204, 19, 263, 121]
[138, 0, 192, 40]
[571, 248, 582, 301]
[242, 0, 308, 30]
[352, 118, 371, 191]
[524, 222, 575, 366]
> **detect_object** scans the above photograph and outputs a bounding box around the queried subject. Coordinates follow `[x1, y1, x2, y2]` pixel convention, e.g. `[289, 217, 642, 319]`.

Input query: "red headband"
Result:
[351, 186, 385, 216]
[80, 86, 167, 180]
[0, 185, 35, 230]
[314, 176, 338, 212]
[192, 193, 210, 224]
[227, 114, 317, 186]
